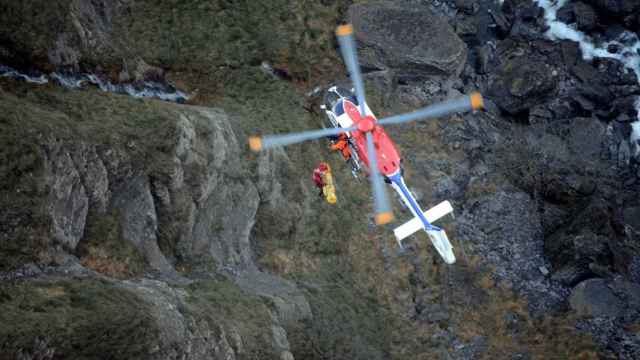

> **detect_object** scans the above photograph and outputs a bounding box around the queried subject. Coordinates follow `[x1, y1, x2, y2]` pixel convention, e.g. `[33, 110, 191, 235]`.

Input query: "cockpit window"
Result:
[334, 100, 345, 116]
[327, 86, 359, 116]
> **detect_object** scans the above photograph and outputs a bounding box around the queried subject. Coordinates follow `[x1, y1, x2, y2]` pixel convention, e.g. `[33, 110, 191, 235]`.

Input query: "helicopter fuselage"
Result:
[336, 99, 401, 177]
[326, 92, 456, 263]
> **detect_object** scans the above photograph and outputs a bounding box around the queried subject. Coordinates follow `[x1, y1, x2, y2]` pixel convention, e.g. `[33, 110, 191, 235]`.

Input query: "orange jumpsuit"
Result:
[330, 133, 351, 161]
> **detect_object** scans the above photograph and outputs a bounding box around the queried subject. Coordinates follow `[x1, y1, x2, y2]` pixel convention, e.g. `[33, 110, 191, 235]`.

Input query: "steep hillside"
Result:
[1, 0, 640, 359]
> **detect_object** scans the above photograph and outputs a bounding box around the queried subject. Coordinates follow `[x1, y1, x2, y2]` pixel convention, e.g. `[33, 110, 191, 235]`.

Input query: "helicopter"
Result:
[249, 24, 484, 264]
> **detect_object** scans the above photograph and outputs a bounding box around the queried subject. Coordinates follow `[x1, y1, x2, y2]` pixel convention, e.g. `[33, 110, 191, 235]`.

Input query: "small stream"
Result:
[1, 64, 189, 103]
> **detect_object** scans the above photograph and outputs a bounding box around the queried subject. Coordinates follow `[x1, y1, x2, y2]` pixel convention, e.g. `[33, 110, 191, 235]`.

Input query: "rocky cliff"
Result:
[1, 0, 640, 359]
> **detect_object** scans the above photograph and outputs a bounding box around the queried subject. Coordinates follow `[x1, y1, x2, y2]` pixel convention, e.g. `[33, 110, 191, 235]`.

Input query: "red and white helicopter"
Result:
[250, 24, 483, 264]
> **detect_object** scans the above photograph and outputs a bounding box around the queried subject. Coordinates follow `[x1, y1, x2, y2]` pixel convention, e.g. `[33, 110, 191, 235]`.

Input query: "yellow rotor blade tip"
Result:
[470, 92, 484, 110]
[336, 24, 354, 36]
[249, 136, 262, 152]
[375, 211, 394, 225]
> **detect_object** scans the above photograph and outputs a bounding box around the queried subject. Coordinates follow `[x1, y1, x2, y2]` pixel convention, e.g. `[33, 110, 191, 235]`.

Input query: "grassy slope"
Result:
[0, 279, 158, 359]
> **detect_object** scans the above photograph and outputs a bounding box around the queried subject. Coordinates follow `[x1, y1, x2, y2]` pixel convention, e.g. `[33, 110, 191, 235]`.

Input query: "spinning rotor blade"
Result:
[336, 24, 367, 117]
[378, 92, 484, 127]
[365, 132, 394, 225]
[249, 126, 356, 152]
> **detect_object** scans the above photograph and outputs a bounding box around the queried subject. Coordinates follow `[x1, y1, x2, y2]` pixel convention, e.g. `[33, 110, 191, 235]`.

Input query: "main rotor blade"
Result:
[378, 92, 484, 127]
[249, 126, 356, 152]
[336, 24, 367, 117]
[365, 132, 394, 225]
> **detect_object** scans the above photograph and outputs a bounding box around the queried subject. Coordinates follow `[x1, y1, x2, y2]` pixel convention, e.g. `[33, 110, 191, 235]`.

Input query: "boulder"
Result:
[570, 278, 623, 318]
[348, 2, 468, 77]
[583, 0, 640, 17]
[574, 2, 598, 32]
[556, 3, 576, 24]
[489, 54, 558, 115]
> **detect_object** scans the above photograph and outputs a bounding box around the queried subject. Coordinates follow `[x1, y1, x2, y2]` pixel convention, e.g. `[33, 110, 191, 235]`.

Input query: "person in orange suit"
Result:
[330, 133, 351, 161]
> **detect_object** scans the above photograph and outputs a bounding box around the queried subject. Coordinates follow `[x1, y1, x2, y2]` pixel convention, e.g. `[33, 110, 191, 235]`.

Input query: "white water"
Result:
[1, 65, 189, 103]
[534, 0, 640, 160]
[0, 64, 48, 84]
[633, 98, 640, 157]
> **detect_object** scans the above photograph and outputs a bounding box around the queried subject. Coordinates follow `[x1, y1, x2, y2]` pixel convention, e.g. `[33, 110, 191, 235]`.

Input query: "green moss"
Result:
[0, 279, 158, 359]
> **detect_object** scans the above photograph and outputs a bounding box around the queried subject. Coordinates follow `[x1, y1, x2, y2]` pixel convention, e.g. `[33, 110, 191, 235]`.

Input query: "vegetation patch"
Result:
[77, 210, 145, 278]
[287, 272, 391, 360]
[0, 279, 158, 359]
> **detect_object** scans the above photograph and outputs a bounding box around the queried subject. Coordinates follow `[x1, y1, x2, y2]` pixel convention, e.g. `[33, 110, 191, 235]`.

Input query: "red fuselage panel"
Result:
[343, 101, 401, 176]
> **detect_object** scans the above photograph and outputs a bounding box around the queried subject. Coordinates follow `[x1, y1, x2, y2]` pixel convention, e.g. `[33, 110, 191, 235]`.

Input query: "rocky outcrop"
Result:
[0, 85, 316, 359]
[348, 2, 468, 78]
[488, 51, 559, 115]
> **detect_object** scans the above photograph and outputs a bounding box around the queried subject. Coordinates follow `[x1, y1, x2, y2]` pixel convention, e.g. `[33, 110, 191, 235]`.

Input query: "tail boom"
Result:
[388, 173, 456, 264]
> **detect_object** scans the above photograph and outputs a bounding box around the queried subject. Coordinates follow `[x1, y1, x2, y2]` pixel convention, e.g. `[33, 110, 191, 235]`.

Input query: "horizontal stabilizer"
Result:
[393, 201, 454, 243]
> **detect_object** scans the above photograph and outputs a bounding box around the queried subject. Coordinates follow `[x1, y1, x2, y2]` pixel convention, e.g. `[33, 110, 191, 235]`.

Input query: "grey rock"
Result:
[119, 278, 277, 360]
[623, 206, 640, 231]
[556, 3, 575, 24]
[583, 0, 640, 17]
[271, 324, 291, 352]
[70, 144, 110, 213]
[256, 148, 304, 239]
[489, 55, 558, 115]
[570, 278, 623, 318]
[348, 2, 468, 77]
[15, 337, 55, 360]
[417, 303, 450, 323]
[450, 335, 488, 360]
[45, 146, 88, 251]
[458, 190, 566, 313]
[235, 271, 312, 326]
[574, 2, 598, 32]
[113, 175, 175, 275]
[48, 34, 81, 70]
[538, 266, 549, 276]
[551, 264, 593, 287]
[154, 108, 261, 273]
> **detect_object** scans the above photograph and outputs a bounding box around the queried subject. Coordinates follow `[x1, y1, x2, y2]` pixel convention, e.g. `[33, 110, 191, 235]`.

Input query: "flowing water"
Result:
[534, 0, 640, 157]
[1, 65, 189, 103]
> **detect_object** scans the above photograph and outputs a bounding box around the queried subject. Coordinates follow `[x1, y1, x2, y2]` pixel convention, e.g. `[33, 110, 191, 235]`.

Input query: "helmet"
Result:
[318, 162, 330, 172]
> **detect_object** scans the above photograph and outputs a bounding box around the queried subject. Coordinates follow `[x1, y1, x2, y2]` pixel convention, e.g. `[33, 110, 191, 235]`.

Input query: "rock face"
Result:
[348, 2, 468, 78]
[46, 145, 89, 250]
[0, 87, 311, 359]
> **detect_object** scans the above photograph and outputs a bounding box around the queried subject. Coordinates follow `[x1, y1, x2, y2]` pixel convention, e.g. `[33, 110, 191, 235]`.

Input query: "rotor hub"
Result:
[357, 116, 376, 133]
